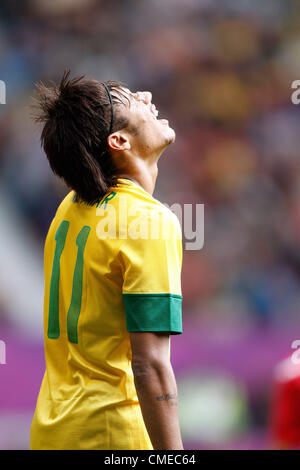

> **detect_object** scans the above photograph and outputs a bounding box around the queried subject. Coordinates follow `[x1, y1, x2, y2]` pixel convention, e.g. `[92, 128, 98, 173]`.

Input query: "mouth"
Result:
[158, 119, 169, 126]
[150, 104, 169, 126]
[150, 103, 159, 119]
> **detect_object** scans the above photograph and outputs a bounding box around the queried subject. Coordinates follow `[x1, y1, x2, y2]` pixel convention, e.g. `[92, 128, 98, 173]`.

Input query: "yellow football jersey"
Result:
[30, 178, 182, 450]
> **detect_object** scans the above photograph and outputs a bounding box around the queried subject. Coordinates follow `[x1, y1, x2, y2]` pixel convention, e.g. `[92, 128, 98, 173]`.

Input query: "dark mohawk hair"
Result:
[33, 70, 129, 204]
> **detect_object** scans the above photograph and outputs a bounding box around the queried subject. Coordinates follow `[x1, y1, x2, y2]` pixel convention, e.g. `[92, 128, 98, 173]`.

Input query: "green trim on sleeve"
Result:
[122, 293, 182, 335]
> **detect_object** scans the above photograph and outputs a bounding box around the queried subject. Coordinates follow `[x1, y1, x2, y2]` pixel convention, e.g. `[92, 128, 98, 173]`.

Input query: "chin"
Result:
[164, 126, 176, 145]
[170, 127, 176, 142]
[159, 121, 175, 141]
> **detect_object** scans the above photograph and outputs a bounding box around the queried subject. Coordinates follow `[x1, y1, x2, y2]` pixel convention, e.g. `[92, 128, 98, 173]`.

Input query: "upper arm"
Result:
[120, 207, 183, 336]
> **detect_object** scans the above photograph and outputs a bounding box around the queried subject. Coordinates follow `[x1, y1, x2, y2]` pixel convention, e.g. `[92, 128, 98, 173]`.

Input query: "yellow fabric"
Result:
[30, 179, 182, 450]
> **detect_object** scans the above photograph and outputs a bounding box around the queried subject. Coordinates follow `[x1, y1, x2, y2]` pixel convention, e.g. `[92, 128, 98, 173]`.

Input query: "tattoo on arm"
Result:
[155, 393, 178, 406]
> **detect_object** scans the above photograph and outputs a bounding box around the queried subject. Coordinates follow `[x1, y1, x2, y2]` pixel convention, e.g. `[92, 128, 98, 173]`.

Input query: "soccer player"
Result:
[30, 72, 183, 450]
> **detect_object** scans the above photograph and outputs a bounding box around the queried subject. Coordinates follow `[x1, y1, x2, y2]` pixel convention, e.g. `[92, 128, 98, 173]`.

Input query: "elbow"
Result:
[131, 355, 171, 386]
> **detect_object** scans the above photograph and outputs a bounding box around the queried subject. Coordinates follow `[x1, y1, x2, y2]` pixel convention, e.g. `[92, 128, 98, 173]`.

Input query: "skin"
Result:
[130, 332, 183, 450]
[106, 88, 183, 450]
[107, 88, 176, 195]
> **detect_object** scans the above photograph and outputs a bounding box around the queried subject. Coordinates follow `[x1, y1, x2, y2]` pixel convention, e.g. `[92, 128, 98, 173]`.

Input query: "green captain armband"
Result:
[122, 293, 182, 334]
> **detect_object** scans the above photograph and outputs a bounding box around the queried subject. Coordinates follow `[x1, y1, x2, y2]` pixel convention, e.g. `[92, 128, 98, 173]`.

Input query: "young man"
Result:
[30, 72, 183, 450]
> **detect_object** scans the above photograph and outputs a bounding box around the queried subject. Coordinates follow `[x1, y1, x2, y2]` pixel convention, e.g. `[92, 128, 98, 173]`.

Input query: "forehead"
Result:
[120, 86, 132, 96]
[111, 86, 131, 99]
[111, 86, 138, 108]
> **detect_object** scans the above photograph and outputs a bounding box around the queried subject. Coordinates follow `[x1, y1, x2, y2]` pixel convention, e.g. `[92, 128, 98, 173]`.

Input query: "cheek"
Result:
[131, 109, 165, 140]
[145, 121, 162, 143]
[137, 114, 156, 136]
[133, 114, 150, 136]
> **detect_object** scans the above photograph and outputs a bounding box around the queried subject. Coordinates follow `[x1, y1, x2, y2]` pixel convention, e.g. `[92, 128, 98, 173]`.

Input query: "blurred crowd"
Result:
[1, 0, 300, 449]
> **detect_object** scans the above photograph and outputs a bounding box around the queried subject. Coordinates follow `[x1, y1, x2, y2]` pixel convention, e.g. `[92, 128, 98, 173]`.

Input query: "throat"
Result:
[116, 163, 158, 195]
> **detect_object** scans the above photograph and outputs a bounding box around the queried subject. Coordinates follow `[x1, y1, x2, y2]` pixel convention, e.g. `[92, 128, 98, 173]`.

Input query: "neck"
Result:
[115, 156, 159, 195]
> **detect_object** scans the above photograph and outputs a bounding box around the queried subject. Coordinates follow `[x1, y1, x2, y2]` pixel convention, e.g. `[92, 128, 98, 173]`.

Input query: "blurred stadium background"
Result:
[1, 0, 300, 449]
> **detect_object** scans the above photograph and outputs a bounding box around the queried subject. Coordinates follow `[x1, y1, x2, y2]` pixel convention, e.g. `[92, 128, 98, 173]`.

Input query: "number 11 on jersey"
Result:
[47, 220, 91, 343]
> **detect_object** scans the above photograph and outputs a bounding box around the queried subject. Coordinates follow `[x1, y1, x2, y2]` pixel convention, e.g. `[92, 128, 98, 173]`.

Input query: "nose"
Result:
[136, 91, 152, 105]
[142, 91, 152, 105]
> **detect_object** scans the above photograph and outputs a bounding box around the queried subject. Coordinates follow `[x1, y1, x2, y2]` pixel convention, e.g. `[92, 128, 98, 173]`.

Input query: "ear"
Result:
[107, 131, 131, 151]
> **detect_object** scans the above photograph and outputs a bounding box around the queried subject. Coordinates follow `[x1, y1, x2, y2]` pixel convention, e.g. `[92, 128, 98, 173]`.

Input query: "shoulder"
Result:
[112, 186, 182, 242]
[54, 190, 76, 217]
[114, 181, 178, 221]
[44, 191, 74, 242]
